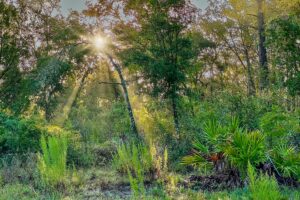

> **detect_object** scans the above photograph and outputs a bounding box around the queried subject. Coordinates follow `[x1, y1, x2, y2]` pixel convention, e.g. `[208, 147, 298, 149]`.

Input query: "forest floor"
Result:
[1, 164, 299, 199]
[78, 168, 132, 200]
[67, 166, 300, 200]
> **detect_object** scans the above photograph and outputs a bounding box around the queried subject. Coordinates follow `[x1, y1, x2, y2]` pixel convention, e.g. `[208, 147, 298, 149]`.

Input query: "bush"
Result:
[225, 131, 266, 177]
[181, 117, 241, 172]
[37, 135, 68, 188]
[0, 112, 43, 154]
[66, 134, 95, 167]
[91, 141, 117, 166]
[0, 153, 38, 186]
[260, 107, 299, 148]
[247, 162, 282, 200]
[202, 92, 273, 130]
[271, 145, 300, 180]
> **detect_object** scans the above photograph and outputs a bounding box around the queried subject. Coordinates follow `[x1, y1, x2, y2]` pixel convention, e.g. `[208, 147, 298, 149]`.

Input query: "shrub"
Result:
[260, 107, 299, 148]
[181, 117, 240, 171]
[65, 132, 95, 167]
[247, 162, 282, 200]
[90, 141, 117, 166]
[113, 142, 152, 174]
[271, 145, 300, 180]
[113, 142, 168, 199]
[0, 153, 38, 185]
[204, 92, 273, 130]
[37, 135, 68, 188]
[181, 119, 226, 168]
[225, 131, 266, 177]
[0, 112, 43, 154]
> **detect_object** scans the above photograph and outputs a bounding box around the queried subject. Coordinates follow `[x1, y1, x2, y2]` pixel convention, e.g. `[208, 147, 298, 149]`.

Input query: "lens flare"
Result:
[93, 36, 107, 50]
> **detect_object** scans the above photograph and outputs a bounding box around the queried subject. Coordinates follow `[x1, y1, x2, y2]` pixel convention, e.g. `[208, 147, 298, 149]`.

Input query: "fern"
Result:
[225, 131, 266, 177]
[38, 135, 68, 187]
[247, 162, 282, 200]
[271, 145, 300, 179]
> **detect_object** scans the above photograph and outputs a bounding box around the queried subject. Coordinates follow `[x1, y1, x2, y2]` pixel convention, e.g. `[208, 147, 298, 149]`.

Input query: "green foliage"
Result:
[26, 57, 72, 118]
[271, 145, 300, 180]
[71, 101, 131, 143]
[215, 93, 272, 130]
[0, 184, 39, 200]
[119, 1, 197, 99]
[113, 142, 149, 198]
[189, 92, 274, 131]
[37, 135, 68, 187]
[225, 131, 266, 176]
[0, 112, 43, 154]
[113, 142, 152, 175]
[113, 142, 168, 199]
[260, 107, 299, 148]
[0, 154, 38, 186]
[247, 162, 282, 200]
[0, 66, 27, 114]
[127, 167, 146, 199]
[266, 14, 300, 96]
[0, 1, 23, 113]
[181, 117, 239, 170]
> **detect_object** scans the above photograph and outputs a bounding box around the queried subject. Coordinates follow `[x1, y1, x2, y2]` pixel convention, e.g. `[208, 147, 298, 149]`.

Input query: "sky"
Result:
[61, 0, 208, 15]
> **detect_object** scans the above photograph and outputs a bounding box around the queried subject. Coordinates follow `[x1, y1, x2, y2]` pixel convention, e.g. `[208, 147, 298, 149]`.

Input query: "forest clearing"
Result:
[0, 0, 300, 199]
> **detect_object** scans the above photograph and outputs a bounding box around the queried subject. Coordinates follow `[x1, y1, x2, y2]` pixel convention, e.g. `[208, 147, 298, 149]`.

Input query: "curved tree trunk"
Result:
[107, 54, 140, 140]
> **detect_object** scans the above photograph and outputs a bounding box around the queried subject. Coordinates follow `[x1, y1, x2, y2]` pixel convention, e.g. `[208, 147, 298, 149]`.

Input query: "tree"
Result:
[266, 15, 300, 102]
[1, 1, 92, 118]
[257, 0, 269, 91]
[0, 1, 25, 113]
[201, 0, 257, 96]
[117, 0, 198, 135]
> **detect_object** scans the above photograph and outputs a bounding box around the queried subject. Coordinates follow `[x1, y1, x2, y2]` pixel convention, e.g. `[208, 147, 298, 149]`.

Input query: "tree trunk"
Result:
[244, 48, 256, 96]
[171, 95, 180, 136]
[257, 0, 269, 90]
[107, 55, 139, 139]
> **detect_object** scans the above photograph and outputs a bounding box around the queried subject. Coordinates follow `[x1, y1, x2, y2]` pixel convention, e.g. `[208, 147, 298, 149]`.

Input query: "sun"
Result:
[93, 36, 107, 50]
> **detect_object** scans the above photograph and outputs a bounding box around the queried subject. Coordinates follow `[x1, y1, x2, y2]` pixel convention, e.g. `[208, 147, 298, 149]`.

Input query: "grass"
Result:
[0, 183, 62, 200]
[0, 184, 39, 200]
[38, 135, 68, 188]
[1, 166, 300, 200]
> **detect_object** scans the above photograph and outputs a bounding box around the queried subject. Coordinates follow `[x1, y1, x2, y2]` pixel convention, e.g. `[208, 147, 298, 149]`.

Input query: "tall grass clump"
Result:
[113, 141, 168, 199]
[247, 162, 282, 200]
[113, 142, 150, 198]
[37, 135, 68, 188]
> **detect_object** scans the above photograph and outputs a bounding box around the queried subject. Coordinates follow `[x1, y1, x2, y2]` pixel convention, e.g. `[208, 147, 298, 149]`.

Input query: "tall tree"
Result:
[201, 0, 257, 96]
[117, 0, 197, 135]
[266, 15, 300, 107]
[107, 55, 139, 137]
[83, 0, 147, 139]
[257, 0, 269, 90]
[0, 1, 26, 113]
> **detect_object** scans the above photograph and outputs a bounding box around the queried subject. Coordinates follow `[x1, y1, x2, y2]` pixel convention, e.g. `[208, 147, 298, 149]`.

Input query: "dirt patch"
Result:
[186, 170, 243, 191]
[83, 183, 131, 200]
